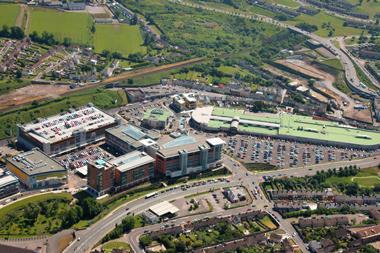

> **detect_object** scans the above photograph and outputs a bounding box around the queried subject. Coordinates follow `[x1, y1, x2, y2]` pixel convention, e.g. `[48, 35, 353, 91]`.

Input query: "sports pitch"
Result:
[29, 7, 93, 45]
[0, 3, 20, 27]
[94, 24, 146, 56]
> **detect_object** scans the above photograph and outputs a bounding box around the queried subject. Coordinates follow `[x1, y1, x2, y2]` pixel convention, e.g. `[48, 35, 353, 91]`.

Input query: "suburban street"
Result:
[64, 153, 380, 253]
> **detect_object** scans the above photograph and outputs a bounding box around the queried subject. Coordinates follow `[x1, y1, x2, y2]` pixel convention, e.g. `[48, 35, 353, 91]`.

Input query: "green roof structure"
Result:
[191, 106, 380, 149]
[143, 108, 171, 122]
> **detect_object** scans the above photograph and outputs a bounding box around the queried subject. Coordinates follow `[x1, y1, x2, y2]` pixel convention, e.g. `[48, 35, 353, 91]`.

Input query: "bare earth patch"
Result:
[0, 84, 70, 111]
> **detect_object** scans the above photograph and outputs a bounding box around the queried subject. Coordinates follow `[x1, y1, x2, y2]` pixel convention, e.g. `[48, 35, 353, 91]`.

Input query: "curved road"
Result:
[170, 0, 377, 97]
[64, 153, 380, 253]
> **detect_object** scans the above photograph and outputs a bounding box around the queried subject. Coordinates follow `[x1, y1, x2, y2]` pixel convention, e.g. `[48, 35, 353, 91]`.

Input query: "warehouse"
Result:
[191, 106, 380, 150]
[6, 149, 67, 189]
[17, 105, 117, 155]
[149, 201, 179, 218]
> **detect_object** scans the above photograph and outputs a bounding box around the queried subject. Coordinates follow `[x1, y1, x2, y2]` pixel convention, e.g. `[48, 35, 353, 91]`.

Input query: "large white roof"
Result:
[149, 201, 179, 217]
[0, 175, 18, 188]
[207, 137, 226, 146]
[110, 151, 154, 173]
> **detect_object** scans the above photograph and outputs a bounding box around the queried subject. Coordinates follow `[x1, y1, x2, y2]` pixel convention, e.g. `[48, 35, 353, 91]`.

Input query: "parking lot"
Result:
[226, 135, 375, 169]
[57, 144, 114, 171]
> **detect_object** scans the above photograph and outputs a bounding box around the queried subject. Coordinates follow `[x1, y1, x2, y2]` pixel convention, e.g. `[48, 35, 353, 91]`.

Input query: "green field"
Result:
[266, 0, 300, 8]
[259, 216, 277, 230]
[325, 167, 380, 188]
[29, 8, 93, 45]
[102, 241, 131, 253]
[0, 3, 19, 27]
[0, 193, 72, 237]
[123, 0, 281, 56]
[287, 11, 365, 37]
[94, 24, 146, 56]
[347, 0, 380, 19]
[0, 193, 72, 218]
[320, 58, 344, 71]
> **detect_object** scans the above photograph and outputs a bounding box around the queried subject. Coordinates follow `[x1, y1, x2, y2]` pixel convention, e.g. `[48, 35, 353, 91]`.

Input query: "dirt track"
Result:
[0, 85, 70, 111]
[0, 58, 204, 112]
[101, 57, 204, 84]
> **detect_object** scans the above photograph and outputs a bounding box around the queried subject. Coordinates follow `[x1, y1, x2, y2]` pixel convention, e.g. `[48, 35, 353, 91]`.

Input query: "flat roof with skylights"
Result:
[191, 106, 380, 148]
[110, 151, 154, 173]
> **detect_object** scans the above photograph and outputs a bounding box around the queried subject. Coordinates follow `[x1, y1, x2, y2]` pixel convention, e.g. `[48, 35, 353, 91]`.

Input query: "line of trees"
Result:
[268, 166, 360, 192]
[101, 215, 138, 243]
[0, 25, 25, 40]
[282, 205, 356, 219]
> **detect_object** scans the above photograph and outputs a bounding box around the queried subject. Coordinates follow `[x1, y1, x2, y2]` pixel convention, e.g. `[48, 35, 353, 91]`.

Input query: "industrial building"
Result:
[155, 134, 225, 178]
[191, 106, 380, 150]
[17, 105, 117, 155]
[0, 174, 19, 199]
[111, 151, 155, 191]
[6, 149, 67, 189]
[171, 93, 197, 112]
[125, 88, 146, 103]
[142, 107, 171, 129]
[151, 201, 179, 218]
[105, 124, 160, 154]
[142, 201, 179, 224]
[87, 151, 155, 196]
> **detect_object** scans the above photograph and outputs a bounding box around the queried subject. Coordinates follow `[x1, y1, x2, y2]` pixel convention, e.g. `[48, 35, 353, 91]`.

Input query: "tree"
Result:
[10, 26, 24, 39]
[15, 70, 22, 79]
[346, 183, 359, 196]
[112, 52, 122, 59]
[121, 215, 135, 232]
[175, 240, 186, 252]
[62, 206, 83, 228]
[130, 14, 138, 25]
[90, 23, 96, 33]
[139, 234, 152, 248]
[24, 202, 41, 221]
[81, 198, 103, 219]
[63, 37, 72, 47]
[101, 50, 111, 59]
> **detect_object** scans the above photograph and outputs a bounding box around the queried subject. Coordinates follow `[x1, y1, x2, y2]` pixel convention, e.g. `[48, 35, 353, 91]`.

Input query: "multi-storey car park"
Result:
[191, 106, 380, 150]
[17, 105, 117, 155]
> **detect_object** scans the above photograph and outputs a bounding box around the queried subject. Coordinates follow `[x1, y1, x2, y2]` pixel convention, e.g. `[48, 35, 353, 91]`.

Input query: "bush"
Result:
[296, 22, 318, 33]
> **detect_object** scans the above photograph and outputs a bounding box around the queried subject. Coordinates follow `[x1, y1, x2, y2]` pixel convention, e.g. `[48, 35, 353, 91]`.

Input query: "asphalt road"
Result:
[170, 0, 377, 97]
[63, 153, 380, 253]
[63, 177, 238, 253]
